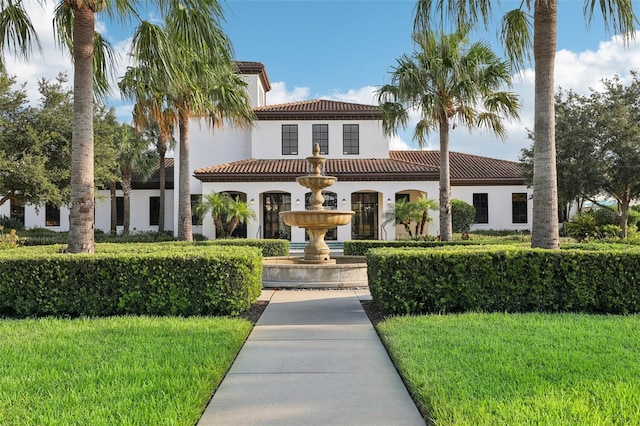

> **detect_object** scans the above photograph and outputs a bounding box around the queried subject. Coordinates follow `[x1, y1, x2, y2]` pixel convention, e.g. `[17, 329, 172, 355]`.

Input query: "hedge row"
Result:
[199, 239, 289, 257]
[0, 244, 263, 318]
[367, 246, 640, 315]
[343, 239, 518, 256]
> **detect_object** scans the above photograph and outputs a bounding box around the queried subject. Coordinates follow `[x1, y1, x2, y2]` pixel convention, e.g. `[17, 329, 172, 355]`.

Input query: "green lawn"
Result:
[378, 313, 640, 425]
[0, 316, 252, 426]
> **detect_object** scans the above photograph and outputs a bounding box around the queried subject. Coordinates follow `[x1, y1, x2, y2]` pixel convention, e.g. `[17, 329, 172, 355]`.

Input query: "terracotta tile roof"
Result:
[194, 151, 525, 185]
[390, 151, 525, 184]
[235, 61, 271, 92]
[254, 99, 381, 120]
[195, 157, 438, 182]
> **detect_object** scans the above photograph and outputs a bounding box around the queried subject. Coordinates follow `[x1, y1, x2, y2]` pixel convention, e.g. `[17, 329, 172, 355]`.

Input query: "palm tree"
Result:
[377, 25, 520, 241]
[412, 195, 439, 236]
[121, 8, 254, 242]
[133, 111, 176, 233]
[225, 197, 256, 237]
[383, 199, 422, 237]
[0, 0, 239, 252]
[414, 0, 637, 248]
[195, 191, 233, 238]
[113, 124, 158, 235]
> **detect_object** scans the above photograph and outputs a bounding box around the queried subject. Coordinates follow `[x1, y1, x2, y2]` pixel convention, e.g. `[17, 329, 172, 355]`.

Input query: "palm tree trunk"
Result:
[122, 171, 132, 235]
[532, 0, 560, 249]
[68, 7, 95, 254]
[214, 216, 224, 238]
[420, 212, 428, 235]
[177, 109, 193, 241]
[439, 118, 452, 241]
[110, 181, 117, 234]
[158, 141, 167, 233]
[226, 216, 239, 237]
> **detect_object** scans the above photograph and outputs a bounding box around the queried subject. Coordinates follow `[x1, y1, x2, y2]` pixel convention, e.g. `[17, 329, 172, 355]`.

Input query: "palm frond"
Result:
[499, 8, 533, 71]
[0, 0, 41, 72]
[583, 0, 638, 44]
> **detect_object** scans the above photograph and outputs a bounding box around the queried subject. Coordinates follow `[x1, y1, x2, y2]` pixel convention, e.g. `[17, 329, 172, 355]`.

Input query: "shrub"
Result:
[343, 239, 516, 256]
[598, 224, 622, 239]
[0, 243, 263, 318]
[367, 245, 640, 315]
[0, 215, 24, 231]
[593, 208, 619, 227]
[0, 227, 25, 250]
[199, 238, 289, 257]
[628, 209, 640, 228]
[563, 212, 597, 241]
[451, 199, 476, 233]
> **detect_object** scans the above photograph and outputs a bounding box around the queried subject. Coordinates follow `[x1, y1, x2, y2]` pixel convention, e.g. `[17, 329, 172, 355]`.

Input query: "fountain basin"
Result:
[296, 175, 336, 189]
[280, 210, 355, 263]
[262, 256, 368, 288]
[280, 210, 354, 227]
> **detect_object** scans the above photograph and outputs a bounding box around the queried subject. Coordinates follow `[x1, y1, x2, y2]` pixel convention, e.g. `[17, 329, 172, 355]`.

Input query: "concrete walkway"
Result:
[198, 290, 425, 426]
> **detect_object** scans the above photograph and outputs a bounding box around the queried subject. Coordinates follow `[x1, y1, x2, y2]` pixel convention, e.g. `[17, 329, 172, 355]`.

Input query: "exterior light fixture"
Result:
[342, 198, 347, 205]
[250, 199, 255, 205]
[387, 198, 392, 205]
[296, 198, 301, 205]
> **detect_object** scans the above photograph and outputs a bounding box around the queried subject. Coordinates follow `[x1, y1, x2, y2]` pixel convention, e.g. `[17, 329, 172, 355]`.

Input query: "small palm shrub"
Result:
[563, 212, 597, 241]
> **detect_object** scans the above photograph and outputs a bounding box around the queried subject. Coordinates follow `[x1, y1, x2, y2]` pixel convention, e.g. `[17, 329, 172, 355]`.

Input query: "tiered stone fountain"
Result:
[262, 144, 367, 288]
[280, 143, 354, 264]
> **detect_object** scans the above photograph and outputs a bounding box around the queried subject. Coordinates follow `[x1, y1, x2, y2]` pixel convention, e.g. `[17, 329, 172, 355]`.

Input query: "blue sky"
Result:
[5, 1, 640, 161]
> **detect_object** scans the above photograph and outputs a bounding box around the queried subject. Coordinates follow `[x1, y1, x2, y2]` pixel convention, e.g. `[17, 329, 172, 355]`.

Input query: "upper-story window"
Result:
[343, 124, 359, 155]
[313, 124, 329, 155]
[282, 124, 298, 155]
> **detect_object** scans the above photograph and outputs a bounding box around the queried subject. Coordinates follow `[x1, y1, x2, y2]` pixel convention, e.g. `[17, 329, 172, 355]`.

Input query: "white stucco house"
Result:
[1, 61, 532, 241]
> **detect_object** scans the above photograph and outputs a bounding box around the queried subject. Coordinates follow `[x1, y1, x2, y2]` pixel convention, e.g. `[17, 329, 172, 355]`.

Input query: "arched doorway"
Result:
[263, 192, 291, 240]
[351, 192, 378, 240]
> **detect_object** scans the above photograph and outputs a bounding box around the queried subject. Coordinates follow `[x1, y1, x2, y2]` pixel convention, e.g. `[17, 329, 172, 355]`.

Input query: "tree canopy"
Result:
[0, 72, 118, 209]
[521, 72, 640, 237]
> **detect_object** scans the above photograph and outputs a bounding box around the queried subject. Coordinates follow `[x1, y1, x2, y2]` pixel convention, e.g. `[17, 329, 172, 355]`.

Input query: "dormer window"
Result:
[313, 124, 329, 155]
[282, 124, 298, 155]
[343, 124, 359, 155]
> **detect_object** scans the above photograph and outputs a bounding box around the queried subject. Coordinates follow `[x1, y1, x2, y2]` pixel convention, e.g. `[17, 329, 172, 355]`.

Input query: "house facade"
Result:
[1, 61, 533, 240]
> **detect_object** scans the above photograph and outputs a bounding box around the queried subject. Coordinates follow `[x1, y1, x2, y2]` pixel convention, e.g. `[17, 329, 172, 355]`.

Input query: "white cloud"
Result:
[388, 135, 415, 151]
[325, 86, 378, 105]
[267, 82, 309, 104]
[4, 2, 72, 104]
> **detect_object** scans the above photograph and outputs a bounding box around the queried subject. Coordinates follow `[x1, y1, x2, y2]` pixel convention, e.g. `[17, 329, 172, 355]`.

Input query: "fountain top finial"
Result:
[308, 143, 325, 177]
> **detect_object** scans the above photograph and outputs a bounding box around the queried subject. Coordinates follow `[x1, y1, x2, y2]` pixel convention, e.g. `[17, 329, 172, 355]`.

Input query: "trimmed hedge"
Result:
[0, 243, 262, 318]
[343, 239, 517, 256]
[200, 239, 289, 257]
[367, 246, 640, 315]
